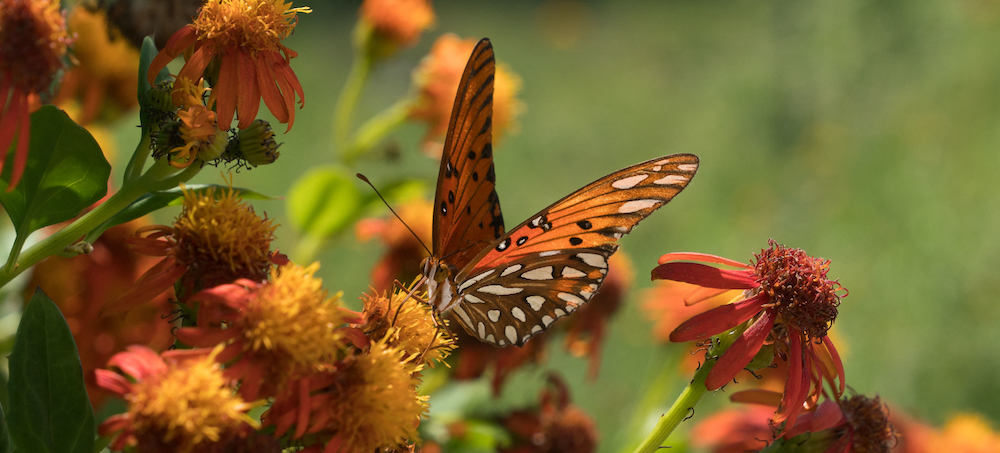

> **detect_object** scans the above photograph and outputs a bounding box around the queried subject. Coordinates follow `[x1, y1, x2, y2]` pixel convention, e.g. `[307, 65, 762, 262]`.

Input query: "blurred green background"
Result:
[107, 0, 1000, 450]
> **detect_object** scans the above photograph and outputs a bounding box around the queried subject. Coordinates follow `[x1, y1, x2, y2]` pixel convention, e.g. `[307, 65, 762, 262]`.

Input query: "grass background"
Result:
[105, 0, 1000, 450]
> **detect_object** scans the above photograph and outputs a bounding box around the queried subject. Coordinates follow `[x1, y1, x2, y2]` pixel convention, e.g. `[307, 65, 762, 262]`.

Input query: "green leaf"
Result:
[287, 166, 364, 240]
[0, 106, 110, 239]
[86, 184, 274, 242]
[7, 290, 95, 453]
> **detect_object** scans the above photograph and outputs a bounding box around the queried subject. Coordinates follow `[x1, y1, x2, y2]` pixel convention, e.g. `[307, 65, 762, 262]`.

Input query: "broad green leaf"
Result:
[0, 106, 110, 237]
[7, 290, 94, 453]
[287, 166, 363, 239]
[86, 184, 274, 242]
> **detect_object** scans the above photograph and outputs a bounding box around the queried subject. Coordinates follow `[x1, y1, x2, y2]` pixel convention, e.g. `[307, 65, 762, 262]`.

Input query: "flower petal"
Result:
[730, 389, 783, 407]
[213, 47, 239, 131]
[100, 258, 185, 316]
[823, 336, 846, 396]
[670, 293, 768, 342]
[684, 286, 732, 306]
[93, 369, 133, 396]
[774, 333, 808, 428]
[651, 262, 757, 290]
[657, 252, 751, 268]
[255, 52, 289, 127]
[147, 25, 198, 84]
[0, 92, 25, 183]
[705, 308, 776, 390]
[175, 326, 238, 347]
[236, 51, 261, 130]
[107, 345, 167, 380]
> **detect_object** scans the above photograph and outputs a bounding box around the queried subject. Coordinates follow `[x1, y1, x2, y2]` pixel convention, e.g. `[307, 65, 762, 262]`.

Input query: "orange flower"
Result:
[0, 0, 72, 189]
[926, 414, 1000, 453]
[410, 34, 524, 157]
[652, 240, 847, 430]
[147, 0, 309, 131]
[358, 282, 455, 367]
[360, 0, 434, 50]
[94, 346, 261, 452]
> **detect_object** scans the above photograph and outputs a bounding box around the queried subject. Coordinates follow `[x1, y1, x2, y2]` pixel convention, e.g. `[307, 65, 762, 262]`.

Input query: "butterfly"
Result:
[419, 38, 699, 347]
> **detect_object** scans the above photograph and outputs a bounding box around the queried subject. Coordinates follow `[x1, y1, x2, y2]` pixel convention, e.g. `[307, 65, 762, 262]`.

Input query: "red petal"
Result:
[97, 413, 131, 437]
[294, 379, 311, 439]
[669, 293, 768, 342]
[823, 336, 846, 396]
[93, 370, 133, 396]
[775, 334, 807, 428]
[340, 326, 369, 349]
[705, 308, 776, 390]
[657, 252, 751, 268]
[7, 106, 30, 189]
[147, 26, 198, 84]
[107, 346, 166, 379]
[254, 53, 288, 127]
[235, 51, 260, 130]
[213, 50, 239, 130]
[175, 326, 237, 347]
[651, 262, 757, 289]
[0, 92, 25, 183]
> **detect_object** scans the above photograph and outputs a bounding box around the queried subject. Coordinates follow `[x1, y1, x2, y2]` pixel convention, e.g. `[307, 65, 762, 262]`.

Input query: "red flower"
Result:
[147, 0, 309, 131]
[652, 240, 847, 430]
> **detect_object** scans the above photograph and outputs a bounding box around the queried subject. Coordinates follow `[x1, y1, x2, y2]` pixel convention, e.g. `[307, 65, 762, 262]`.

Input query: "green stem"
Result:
[334, 46, 373, 158]
[631, 324, 748, 453]
[0, 160, 177, 289]
[342, 97, 416, 164]
[124, 129, 153, 183]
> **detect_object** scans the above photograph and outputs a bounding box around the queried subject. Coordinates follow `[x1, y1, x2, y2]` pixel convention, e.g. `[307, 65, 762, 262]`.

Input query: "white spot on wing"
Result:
[478, 322, 486, 338]
[618, 199, 662, 213]
[486, 334, 495, 343]
[526, 295, 546, 311]
[654, 174, 689, 185]
[678, 163, 698, 172]
[531, 325, 543, 334]
[579, 290, 594, 300]
[612, 174, 649, 189]
[501, 264, 523, 277]
[521, 266, 554, 280]
[453, 306, 473, 329]
[511, 307, 527, 322]
[522, 334, 532, 343]
[488, 309, 501, 322]
[464, 294, 484, 304]
[559, 292, 585, 306]
[498, 339, 506, 346]
[542, 315, 555, 327]
[653, 165, 662, 171]
[479, 285, 524, 295]
[539, 250, 561, 257]
[577, 253, 608, 269]
[561, 266, 587, 278]
[505, 325, 518, 343]
[554, 308, 567, 317]
[459, 269, 495, 292]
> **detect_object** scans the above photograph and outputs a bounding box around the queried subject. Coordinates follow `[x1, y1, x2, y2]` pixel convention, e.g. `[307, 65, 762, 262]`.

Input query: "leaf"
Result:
[7, 289, 95, 453]
[138, 36, 172, 116]
[287, 166, 364, 240]
[0, 106, 110, 238]
[86, 184, 274, 242]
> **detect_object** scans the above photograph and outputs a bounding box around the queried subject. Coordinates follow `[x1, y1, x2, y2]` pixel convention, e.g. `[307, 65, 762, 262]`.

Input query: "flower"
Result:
[0, 0, 72, 189]
[102, 184, 285, 315]
[358, 281, 455, 366]
[54, 6, 139, 125]
[176, 262, 353, 400]
[500, 375, 598, 453]
[156, 77, 229, 167]
[562, 253, 633, 378]
[643, 280, 741, 344]
[264, 339, 427, 452]
[783, 395, 894, 453]
[925, 413, 1000, 453]
[652, 240, 847, 430]
[359, 0, 434, 54]
[233, 119, 281, 167]
[409, 34, 524, 157]
[355, 197, 433, 293]
[147, 0, 310, 131]
[94, 346, 261, 452]
[25, 220, 175, 407]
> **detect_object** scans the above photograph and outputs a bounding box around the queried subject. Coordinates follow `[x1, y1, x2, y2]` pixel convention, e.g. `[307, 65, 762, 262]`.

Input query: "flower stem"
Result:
[0, 160, 178, 289]
[342, 97, 415, 164]
[334, 36, 373, 158]
[631, 324, 747, 453]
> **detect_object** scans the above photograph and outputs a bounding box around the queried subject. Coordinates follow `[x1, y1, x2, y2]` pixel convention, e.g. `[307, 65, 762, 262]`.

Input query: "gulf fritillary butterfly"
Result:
[420, 38, 699, 347]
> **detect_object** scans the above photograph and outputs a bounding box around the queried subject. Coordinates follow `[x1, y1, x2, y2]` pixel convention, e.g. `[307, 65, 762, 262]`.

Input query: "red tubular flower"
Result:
[652, 240, 847, 430]
[147, 0, 309, 131]
[0, 0, 71, 189]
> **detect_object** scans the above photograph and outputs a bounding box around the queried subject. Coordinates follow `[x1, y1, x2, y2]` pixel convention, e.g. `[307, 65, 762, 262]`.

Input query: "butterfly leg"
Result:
[391, 277, 430, 327]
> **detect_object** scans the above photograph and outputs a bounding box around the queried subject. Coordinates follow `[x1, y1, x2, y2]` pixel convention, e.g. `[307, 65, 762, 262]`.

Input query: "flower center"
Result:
[192, 0, 310, 53]
[840, 395, 893, 453]
[752, 240, 843, 339]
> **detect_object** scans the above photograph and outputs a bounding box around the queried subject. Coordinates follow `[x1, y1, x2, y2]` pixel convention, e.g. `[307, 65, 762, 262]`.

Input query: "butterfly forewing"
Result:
[448, 154, 699, 345]
[432, 38, 505, 271]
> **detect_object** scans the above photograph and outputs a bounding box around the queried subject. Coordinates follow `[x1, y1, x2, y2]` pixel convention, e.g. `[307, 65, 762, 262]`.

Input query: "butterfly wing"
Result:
[432, 38, 505, 269]
[450, 154, 699, 346]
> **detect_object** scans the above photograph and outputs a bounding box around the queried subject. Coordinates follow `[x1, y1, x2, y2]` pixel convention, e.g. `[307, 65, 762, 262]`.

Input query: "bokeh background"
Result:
[101, 0, 1000, 451]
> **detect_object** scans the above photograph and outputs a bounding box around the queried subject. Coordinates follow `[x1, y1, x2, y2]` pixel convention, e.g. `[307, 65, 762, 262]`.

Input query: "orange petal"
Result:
[147, 25, 198, 85]
[93, 369, 133, 396]
[236, 51, 261, 130]
[730, 389, 783, 407]
[175, 326, 238, 347]
[213, 50, 239, 131]
[175, 44, 214, 92]
[255, 53, 288, 127]
[657, 252, 751, 268]
[107, 345, 167, 379]
[100, 259, 185, 316]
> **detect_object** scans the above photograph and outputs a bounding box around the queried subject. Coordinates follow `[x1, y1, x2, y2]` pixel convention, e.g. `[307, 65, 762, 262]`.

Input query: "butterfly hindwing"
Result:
[449, 248, 611, 346]
[432, 38, 505, 271]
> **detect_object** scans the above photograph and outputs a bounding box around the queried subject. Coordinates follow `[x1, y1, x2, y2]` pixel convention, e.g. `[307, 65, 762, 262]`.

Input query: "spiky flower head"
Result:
[359, 281, 454, 366]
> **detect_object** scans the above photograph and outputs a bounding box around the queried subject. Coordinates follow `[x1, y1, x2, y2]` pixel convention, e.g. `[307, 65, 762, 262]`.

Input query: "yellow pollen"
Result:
[241, 263, 346, 367]
[361, 280, 454, 366]
[127, 350, 259, 450]
[193, 0, 311, 53]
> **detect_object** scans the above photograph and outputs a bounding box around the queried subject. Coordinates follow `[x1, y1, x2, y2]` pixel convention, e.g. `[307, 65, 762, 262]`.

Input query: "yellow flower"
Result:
[360, 280, 455, 366]
[95, 346, 260, 452]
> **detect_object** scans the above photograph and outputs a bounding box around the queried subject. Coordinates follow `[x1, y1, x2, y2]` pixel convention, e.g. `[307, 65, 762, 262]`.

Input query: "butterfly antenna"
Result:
[357, 173, 433, 256]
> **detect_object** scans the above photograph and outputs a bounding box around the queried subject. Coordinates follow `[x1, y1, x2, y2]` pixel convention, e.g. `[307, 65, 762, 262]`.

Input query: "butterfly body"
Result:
[423, 39, 699, 347]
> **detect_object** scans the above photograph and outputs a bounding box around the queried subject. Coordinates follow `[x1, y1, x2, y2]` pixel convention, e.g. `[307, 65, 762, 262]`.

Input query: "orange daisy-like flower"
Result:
[176, 262, 354, 400]
[94, 346, 261, 452]
[265, 339, 427, 453]
[359, 0, 434, 51]
[358, 281, 455, 367]
[652, 240, 847, 430]
[0, 0, 72, 189]
[147, 0, 309, 132]
[102, 185, 286, 316]
[410, 33, 524, 157]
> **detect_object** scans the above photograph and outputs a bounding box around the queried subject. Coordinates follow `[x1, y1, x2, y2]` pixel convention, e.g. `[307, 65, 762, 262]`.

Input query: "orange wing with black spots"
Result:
[432, 38, 505, 271]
